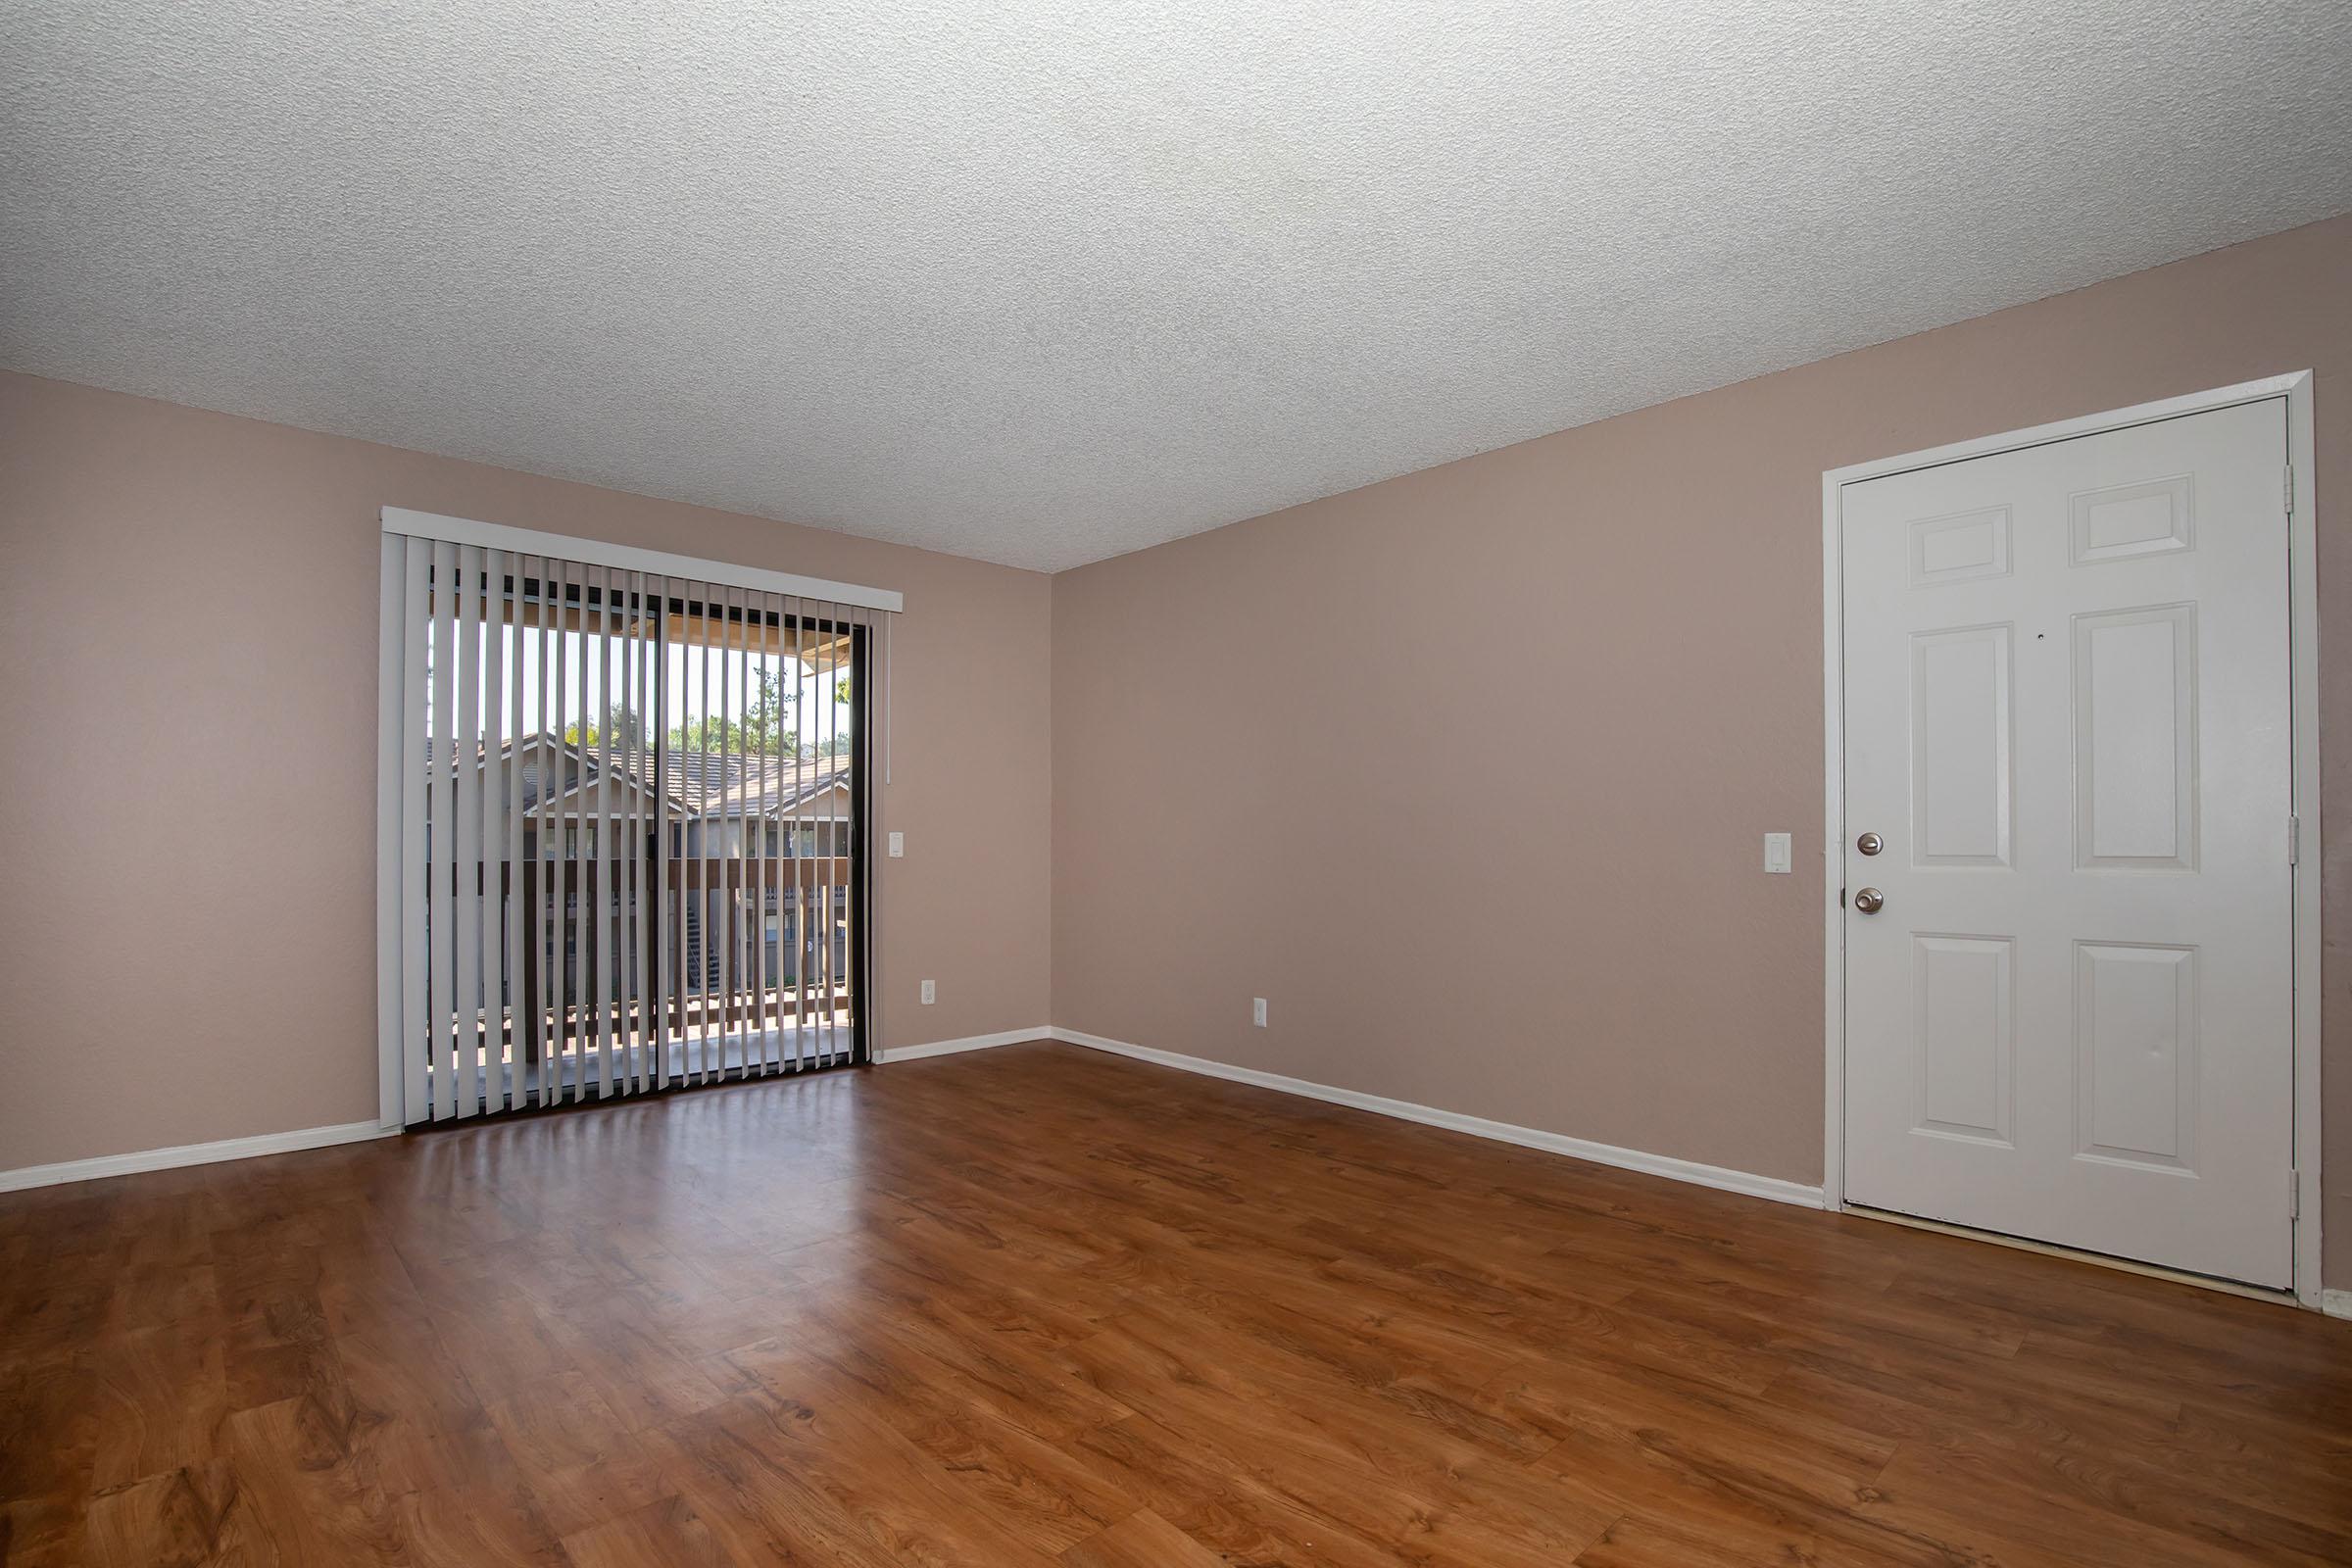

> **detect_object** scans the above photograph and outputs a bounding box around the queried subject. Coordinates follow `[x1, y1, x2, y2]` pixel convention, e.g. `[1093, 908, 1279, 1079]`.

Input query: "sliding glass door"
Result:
[660, 583, 866, 1087]
[381, 529, 874, 1126]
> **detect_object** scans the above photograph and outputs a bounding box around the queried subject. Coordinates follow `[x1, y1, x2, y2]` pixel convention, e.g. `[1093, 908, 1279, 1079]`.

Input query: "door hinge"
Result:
[2290, 1169, 2300, 1219]
[2289, 812, 2300, 865]
[2285, 464, 2295, 514]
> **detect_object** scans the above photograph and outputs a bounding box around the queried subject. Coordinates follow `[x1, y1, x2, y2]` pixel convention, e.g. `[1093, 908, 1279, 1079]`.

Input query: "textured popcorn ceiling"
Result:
[4, 3, 2348, 571]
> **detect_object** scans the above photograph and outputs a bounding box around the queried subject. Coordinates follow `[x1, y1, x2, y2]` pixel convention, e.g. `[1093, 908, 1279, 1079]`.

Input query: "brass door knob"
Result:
[1853, 887, 1885, 913]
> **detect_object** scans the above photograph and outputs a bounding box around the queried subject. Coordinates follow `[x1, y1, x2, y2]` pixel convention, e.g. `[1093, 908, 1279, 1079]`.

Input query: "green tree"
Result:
[665, 714, 743, 754]
[745, 668, 794, 756]
[565, 703, 649, 751]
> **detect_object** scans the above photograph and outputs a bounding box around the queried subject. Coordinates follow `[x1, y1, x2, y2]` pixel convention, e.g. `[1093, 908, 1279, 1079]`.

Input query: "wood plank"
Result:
[1060, 1507, 1225, 1568]
[82, 1461, 270, 1568]
[561, 1494, 736, 1568]
[482, 1371, 671, 1538]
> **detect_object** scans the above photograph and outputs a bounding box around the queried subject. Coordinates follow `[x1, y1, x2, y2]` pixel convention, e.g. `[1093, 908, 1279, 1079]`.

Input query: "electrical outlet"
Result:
[920, 979, 936, 1004]
[1252, 998, 1268, 1027]
[888, 831, 905, 858]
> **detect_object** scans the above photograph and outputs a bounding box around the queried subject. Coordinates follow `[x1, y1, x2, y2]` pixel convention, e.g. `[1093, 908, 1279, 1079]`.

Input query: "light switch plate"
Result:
[1763, 832, 1792, 874]
[888, 831, 905, 858]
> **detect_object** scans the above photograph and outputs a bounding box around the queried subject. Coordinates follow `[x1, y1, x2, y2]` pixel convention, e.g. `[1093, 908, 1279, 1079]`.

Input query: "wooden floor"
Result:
[5, 1043, 2349, 1566]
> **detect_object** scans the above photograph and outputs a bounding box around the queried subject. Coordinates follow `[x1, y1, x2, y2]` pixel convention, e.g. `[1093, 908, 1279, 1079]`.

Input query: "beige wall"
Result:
[0, 374, 1053, 1172]
[1051, 215, 2352, 1286]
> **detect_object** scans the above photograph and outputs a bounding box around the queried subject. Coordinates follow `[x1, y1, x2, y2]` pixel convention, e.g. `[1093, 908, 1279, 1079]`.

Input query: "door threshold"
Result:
[1838, 1202, 2298, 1308]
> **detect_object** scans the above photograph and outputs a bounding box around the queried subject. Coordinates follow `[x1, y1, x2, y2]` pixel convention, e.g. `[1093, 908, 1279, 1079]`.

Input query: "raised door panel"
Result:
[2069, 475, 2194, 566]
[2073, 604, 2197, 870]
[2074, 942, 2199, 1173]
[1912, 934, 2014, 1146]
[1909, 624, 2013, 868]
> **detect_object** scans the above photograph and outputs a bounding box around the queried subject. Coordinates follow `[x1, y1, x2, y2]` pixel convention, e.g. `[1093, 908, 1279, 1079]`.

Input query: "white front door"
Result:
[1839, 397, 2294, 1289]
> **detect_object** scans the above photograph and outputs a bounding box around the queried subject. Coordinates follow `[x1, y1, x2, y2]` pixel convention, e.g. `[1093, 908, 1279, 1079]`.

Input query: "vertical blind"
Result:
[378, 522, 893, 1126]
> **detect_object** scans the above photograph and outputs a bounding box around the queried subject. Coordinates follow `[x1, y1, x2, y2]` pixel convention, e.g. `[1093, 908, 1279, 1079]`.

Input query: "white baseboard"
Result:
[0, 1119, 399, 1194]
[2324, 1289, 2352, 1321]
[1047, 1027, 1825, 1209]
[875, 1027, 1053, 1064]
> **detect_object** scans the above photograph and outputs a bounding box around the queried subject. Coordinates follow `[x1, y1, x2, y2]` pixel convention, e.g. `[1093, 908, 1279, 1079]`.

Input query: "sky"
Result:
[431, 620, 857, 748]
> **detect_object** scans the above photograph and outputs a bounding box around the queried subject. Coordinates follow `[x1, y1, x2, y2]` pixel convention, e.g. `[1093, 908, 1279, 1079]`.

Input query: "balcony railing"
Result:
[426, 856, 856, 1089]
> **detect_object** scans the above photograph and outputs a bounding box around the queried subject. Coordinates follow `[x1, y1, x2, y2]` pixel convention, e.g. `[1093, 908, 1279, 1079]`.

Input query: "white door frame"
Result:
[1820, 370, 2322, 1308]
